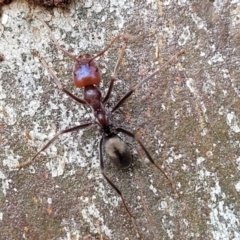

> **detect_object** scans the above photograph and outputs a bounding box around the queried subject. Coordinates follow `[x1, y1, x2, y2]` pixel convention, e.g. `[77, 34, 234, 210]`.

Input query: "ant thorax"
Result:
[84, 85, 109, 128]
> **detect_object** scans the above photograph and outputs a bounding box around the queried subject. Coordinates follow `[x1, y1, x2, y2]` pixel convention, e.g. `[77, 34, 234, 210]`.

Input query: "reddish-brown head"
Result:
[73, 54, 101, 88]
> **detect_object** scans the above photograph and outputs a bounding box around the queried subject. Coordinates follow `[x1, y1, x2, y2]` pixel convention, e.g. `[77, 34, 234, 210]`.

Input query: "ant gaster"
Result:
[17, 17, 184, 237]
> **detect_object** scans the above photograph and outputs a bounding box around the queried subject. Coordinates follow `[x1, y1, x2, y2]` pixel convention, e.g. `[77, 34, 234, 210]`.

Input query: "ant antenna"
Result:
[89, 34, 131, 63]
[36, 17, 78, 62]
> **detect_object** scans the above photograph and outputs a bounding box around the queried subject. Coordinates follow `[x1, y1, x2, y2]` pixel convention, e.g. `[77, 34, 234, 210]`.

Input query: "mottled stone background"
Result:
[1, 0, 240, 239]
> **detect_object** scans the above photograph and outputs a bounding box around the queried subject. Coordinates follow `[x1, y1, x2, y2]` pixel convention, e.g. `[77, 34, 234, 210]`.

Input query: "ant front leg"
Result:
[115, 127, 179, 198]
[32, 52, 87, 105]
[99, 137, 140, 238]
[17, 123, 92, 169]
[102, 38, 128, 104]
[111, 50, 184, 112]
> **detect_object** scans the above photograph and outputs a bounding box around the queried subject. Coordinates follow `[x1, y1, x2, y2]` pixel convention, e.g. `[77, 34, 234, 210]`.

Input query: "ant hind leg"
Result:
[99, 137, 140, 238]
[115, 127, 179, 198]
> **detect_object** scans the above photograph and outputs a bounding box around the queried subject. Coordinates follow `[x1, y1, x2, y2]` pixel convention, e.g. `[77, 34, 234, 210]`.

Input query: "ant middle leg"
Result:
[115, 127, 178, 198]
[17, 122, 92, 169]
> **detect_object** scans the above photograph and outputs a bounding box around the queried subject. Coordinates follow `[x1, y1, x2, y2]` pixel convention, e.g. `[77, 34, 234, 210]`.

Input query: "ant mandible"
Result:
[17, 17, 184, 237]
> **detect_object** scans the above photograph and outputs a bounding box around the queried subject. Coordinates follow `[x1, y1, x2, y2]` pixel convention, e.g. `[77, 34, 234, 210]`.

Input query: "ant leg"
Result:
[17, 122, 92, 169]
[36, 17, 78, 61]
[102, 39, 128, 104]
[32, 52, 87, 105]
[111, 49, 184, 112]
[99, 137, 134, 218]
[90, 33, 132, 62]
[99, 137, 140, 238]
[115, 127, 179, 198]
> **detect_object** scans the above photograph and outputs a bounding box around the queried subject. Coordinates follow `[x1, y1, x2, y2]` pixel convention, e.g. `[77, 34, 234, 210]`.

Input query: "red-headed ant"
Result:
[16, 17, 184, 238]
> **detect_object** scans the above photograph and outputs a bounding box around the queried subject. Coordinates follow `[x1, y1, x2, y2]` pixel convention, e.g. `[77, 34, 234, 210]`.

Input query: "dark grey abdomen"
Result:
[104, 133, 132, 169]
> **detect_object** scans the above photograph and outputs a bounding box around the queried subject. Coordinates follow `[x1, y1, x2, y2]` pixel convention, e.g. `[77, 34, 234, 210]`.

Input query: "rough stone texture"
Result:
[1, 0, 240, 239]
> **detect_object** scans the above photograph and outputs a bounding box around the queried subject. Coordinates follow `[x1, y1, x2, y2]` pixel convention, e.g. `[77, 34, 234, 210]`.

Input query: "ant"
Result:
[16, 17, 184, 237]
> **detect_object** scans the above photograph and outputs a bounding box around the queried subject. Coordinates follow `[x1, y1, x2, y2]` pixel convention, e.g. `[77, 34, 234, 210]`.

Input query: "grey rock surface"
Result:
[0, 0, 240, 239]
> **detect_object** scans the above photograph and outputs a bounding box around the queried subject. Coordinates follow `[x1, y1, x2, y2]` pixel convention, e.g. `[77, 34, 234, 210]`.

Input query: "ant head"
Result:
[73, 54, 101, 88]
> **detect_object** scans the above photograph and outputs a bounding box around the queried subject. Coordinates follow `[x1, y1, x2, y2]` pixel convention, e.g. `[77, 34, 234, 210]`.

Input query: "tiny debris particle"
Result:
[47, 197, 52, 204]
[33, 196, 38, 204]
[25, 130, 32, 140]
[206, 150, 213, 158]
[1, 106, 7, 117]
[46, 204, 53, 215]
[0, 54, 4, 62]
[235, 182, 240, 192]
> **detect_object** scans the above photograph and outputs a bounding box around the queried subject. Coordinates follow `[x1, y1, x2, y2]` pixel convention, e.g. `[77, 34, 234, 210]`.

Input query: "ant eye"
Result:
[95, 68, 98, 72]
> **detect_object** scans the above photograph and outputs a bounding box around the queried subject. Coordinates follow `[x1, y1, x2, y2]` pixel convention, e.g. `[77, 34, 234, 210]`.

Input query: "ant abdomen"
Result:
[104, 133, 132, 169]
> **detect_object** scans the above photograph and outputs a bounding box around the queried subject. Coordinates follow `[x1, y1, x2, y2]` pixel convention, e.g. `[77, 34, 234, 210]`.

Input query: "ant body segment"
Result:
[17, 18, 184, 237]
